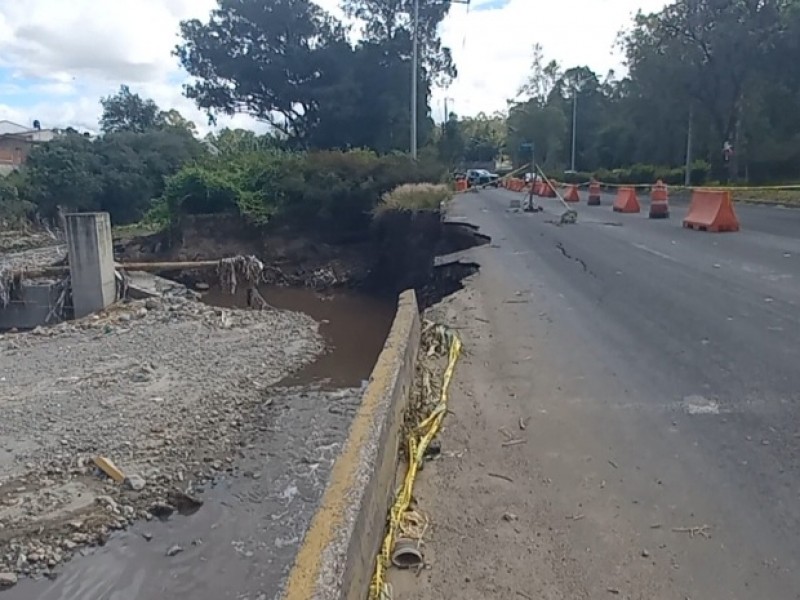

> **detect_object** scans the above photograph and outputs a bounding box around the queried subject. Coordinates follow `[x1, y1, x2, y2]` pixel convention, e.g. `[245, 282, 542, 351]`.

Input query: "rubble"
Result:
[0, 293, 323, 579]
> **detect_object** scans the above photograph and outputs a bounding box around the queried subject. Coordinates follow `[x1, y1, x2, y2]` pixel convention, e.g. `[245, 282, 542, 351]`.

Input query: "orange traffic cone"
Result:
[649, 180, 669, 219]
[587, 180, 601, 206]
[564, 184, 580, 203]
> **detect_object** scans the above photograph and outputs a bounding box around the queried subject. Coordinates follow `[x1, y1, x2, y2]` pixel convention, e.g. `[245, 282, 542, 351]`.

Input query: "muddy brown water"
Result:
[203, 285, 396, 388]
[5, 287, 394, 600]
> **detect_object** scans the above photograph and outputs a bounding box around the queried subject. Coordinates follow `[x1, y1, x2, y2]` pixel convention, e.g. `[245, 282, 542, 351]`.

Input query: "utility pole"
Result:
[411, 0, 420, 159]
[570, 88, 577, 172]
[684, 107, 693, 186]
[410, 0, 470, 159]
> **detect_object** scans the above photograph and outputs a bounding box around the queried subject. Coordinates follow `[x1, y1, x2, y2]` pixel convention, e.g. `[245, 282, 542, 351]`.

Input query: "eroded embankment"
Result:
[116, 210, 489, 302]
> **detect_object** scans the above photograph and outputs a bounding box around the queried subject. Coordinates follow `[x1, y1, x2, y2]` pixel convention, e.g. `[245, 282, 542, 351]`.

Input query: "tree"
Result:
[342, 0, 456, 85]
[176, 0, 351, 142]
[100, 85, 165, 133]
[160, 109, 198, 136]
[506, 102, 567, 169]
[177, 0, 445, 152]
[437, 112, 465, 167]
[623, 0, 787, 180]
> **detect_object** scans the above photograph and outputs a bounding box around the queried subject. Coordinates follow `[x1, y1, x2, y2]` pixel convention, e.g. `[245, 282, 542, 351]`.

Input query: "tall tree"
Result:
[342, 0, 456, 84]
[176, 0, 350, 142]
[100, 85, 165, 133]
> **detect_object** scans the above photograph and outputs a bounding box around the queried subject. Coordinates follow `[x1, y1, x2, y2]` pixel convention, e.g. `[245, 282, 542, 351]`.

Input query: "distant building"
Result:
[0, 120, 58, 174]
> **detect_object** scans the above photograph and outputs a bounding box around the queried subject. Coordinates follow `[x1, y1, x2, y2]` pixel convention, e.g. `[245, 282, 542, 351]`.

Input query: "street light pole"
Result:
[684, 107, 693, 186]
[570, 89, 577, 172]
[411, 0, 420, 160]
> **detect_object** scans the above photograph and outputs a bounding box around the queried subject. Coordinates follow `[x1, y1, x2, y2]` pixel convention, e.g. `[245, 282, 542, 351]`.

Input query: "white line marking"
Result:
[631, 243, 677, 262]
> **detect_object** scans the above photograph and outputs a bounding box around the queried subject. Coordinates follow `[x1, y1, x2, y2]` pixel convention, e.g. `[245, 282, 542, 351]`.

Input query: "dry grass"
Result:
[375, 183, 453, 214]
[733, 189, 800, 206]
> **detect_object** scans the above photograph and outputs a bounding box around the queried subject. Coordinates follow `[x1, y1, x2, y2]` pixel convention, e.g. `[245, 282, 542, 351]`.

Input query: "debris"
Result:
[142, 532, 154, 542]
[641, 549, 650, 557]
[502, 512, 518, 522]
[488, 472, 514, 483]
[93, 456, 125, 483]
[672, 525, 711, 538]
[607, 588, 620, 595]
[515, 591, 533, 600]
[608, 459, 619, 469]
[519, 417, 528, 430]
[166, 544, 184, 557]
[502, 439, 526, 447]
[391, 538, 423, 569]
[567, 514, 585, 521]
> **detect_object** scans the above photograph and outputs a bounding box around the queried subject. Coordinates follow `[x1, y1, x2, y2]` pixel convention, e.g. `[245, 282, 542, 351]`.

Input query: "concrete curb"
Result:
[283, 289, 421, 600]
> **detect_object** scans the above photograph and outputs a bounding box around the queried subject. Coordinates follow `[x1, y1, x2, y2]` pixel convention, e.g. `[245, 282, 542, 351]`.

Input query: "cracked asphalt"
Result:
[391, 187, 800, 599]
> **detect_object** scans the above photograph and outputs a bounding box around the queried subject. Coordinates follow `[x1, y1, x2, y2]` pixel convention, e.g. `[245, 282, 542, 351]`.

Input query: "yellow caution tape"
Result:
[369, 324, 462, 600]
[565, 180, 800, 192]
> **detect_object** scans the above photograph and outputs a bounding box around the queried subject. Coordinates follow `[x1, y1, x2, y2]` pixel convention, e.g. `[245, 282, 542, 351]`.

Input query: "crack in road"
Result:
[555, 241, 594, 276]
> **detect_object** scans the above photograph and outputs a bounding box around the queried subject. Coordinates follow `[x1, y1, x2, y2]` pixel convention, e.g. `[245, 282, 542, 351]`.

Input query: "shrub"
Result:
[375, 183, 453, 214]
[161, 149, 448, 234]
[0, 177, 35, 227]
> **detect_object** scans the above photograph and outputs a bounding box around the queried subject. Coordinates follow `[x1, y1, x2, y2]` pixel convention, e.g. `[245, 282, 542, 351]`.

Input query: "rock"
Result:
[136, 308, 148, 319]
[641, 549, 650, 558]
[142, 532, 153, 542]
[124, 474, 146, 491]
[0, 572, 18, 588]
[166, 544, 184, 557]
[195, 282, 210, 291]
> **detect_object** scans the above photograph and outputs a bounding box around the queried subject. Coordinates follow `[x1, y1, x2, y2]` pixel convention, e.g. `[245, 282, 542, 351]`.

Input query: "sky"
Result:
[0, 0, 669, 135]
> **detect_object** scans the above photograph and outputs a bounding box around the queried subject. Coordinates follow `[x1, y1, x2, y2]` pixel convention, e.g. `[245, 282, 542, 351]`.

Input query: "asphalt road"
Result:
[392, 188, 800, 599]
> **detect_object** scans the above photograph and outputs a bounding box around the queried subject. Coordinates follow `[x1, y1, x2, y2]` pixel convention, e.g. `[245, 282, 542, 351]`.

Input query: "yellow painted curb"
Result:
[283, 290, 421, 600]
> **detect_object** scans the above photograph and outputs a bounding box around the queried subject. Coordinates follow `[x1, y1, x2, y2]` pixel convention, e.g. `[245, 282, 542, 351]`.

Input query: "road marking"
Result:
[682, 395, 720, 415]
[631, 243, 677, 263]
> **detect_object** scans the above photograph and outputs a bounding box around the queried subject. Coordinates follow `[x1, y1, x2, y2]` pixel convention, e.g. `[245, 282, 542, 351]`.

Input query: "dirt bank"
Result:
[115, 212, 488, 301]
[0, 294, 322, 583]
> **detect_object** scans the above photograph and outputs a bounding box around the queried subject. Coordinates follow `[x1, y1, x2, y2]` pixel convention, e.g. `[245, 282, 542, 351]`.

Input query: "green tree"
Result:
[100, 85, 166, 133]
[176, 0, 350, 141]
[437, 112, 465, 167]
[342, 0, 456, 85]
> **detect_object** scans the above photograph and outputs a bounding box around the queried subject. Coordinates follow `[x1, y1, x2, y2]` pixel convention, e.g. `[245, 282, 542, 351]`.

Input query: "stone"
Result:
[0, 572, 18, 587]
[124, 474, 146, 491]
[166, 544, 184, 557]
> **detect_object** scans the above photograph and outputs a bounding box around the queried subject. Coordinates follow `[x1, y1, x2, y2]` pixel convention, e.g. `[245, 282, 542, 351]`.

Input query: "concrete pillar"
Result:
[65, 212, 116, 318]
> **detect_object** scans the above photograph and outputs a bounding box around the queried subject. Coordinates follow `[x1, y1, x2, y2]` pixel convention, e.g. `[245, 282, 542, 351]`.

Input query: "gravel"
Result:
[0, 294, 323, 582]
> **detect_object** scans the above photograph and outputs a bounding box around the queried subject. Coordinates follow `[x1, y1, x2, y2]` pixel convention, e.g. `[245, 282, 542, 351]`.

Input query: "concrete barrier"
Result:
[283, 289, 421, 600]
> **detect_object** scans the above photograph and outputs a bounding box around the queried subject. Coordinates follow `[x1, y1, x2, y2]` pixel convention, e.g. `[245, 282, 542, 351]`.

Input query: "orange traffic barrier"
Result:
[564, 184, 580, 203]
[649, 180, 669, 218]
[587, 180, 601, 206]
[455, 179, 468, 192]
[613, 187, 641, 213]
[683, 189, 740, 232]
[539, 181, 556, 198]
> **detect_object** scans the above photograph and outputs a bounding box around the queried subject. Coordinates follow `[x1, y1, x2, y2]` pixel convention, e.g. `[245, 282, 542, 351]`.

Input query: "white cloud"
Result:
[0, 0, 669, 135]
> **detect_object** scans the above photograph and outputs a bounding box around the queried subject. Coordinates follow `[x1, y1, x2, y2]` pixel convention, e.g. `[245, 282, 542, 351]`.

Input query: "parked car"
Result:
[466, 169, 500, 188]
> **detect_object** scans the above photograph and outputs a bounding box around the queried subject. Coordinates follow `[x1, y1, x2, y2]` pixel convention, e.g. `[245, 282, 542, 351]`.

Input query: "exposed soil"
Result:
[114, 212, 490, 300]
[0, 293, 322, 582]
